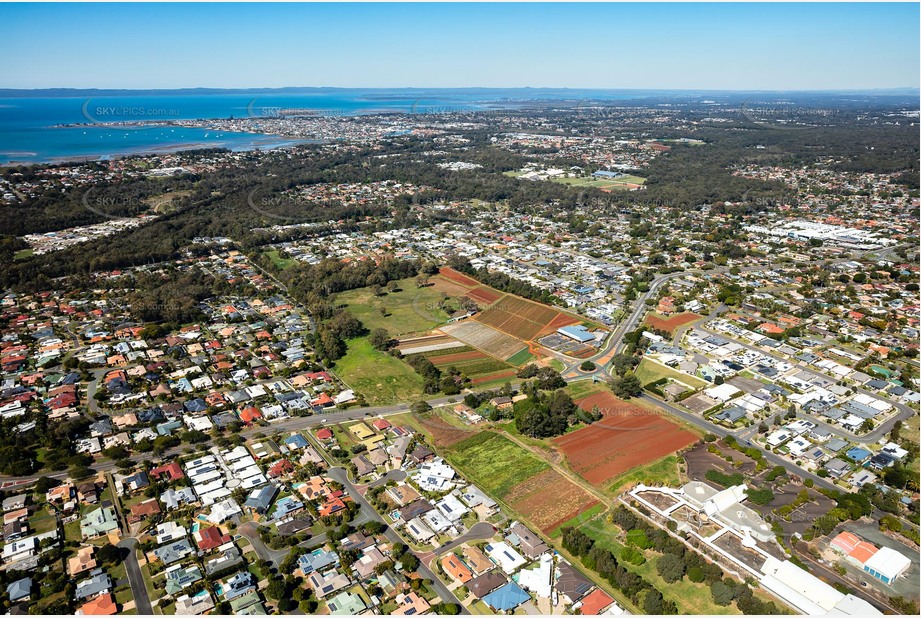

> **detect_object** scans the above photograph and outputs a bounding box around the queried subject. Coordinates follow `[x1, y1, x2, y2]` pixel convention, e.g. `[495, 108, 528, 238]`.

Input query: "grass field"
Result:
[551, 174, 647, 190]
[580, 517, 741, 615]
[336, 278, 450, 337]
[506, 348, 535, 366]
[549, 502, 607, 537]
[333, 337, 424, 405]
[635, 358, 708, 389]
[564, 379, 609, 400]
[606, 454, 683, 494]
[264, 249, 297, 270]
[444, 432, 549, 498]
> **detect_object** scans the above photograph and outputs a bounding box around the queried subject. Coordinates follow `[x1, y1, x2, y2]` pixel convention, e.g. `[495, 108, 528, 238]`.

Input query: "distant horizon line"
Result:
[1, 86, 919, 96]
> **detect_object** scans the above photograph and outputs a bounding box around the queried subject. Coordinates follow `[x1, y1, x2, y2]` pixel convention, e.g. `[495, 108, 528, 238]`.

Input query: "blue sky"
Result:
[1, 2, 918, 90]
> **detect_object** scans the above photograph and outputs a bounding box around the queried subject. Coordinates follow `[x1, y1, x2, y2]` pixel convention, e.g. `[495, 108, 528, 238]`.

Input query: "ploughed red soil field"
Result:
[503, 468, 600, 534]
[645, 312, 702, 334]
[466, 285, 503, 305]
[555, 392, 698, 486]
[438, 266, 481, 287]
[428, 349, 488, 365]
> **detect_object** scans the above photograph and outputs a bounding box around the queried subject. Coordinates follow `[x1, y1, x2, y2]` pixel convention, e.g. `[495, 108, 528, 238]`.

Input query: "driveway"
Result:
[117, 538, 152, 615]
[433, 522, 496, 556]
[366, 469, 406, 489]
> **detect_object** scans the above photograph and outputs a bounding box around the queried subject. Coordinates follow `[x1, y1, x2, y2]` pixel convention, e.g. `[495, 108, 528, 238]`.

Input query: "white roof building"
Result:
[705, 383, 741, 402]
[517, 554, 553, 598]
[486, 541, 526, 574]
[863, 547, 911, 584]
[759, 556, 880, 615]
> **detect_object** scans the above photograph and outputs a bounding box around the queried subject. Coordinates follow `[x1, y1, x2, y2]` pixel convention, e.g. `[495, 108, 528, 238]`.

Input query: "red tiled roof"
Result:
[194, 526, 231, 550]
[581, 589, 614, 615]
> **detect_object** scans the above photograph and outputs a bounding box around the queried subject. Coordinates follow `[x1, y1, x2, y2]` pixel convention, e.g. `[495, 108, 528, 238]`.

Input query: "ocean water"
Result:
[0, 88, 643, 165]
[0, 90, 511, 165]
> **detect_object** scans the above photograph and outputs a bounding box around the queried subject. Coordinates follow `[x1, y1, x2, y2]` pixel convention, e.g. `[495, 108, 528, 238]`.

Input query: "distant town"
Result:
[0, 92, 918, 618]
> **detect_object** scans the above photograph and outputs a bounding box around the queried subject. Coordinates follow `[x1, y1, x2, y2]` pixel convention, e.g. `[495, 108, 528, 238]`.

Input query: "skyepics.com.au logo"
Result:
[408, 99, 508, 117]
[246, 98, 348, 119]
[741, 189, 799, 208]
[739, 98, 840, 131]
[81, 187, 147, 220]
[81, 99, 181, 130]
[247, 187, 338, 223]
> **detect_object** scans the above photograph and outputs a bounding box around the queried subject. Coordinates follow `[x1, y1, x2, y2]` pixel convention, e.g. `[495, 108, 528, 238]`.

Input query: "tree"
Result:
[656, 552, 686, 583]
[643, 589, 666, 614]
[34, 477, 59, 494]
[687, 566, 705, 583]
[96, 543, 122, 566]
[401, 552, 420, 573]
[411, 401, 431, 414]
[611, 353, 638, 376]
[369, 328, 392, 351]
[265, 578, 287, 600]
[711, 581, 735, 606]
[580, 360, 596, 371]
[610, 374, 643, 399]
[432, 602, 461, 615]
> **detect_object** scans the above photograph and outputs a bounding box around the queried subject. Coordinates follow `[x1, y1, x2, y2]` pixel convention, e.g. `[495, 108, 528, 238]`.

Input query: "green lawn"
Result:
[564, 380, 609, 400]
[335, 277, 451, 337]
[333, 337, 424, 405]
[635, 358, 708, 390]
[29, 510, 58, 534]
[264, 249, 297, 270]
[549, 502, 607, 538]
[606, 454, 684, 495]
[64, 520, 82, 543]
[14, 248, 33, 260]
[444, 432, 549, 498]
[505, 348, 535, 366]
[904, 414, 919, 445]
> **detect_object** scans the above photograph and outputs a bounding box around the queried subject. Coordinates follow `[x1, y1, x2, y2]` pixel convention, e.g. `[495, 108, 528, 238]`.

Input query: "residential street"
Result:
[325, 467, 468, 614]
[117, 538, 153, 615]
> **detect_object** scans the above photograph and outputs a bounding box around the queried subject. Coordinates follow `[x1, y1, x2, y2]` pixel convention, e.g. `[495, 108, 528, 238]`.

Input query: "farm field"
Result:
[444, 431, 600, 534]
[445, 432, 550, 497]
[441, 320, 527, 361]
[407, 340, 516, 384]
[635, 358, 708, 389]
[335, 277, 450, 336]
[644, 311, 702, 334]
[551, 174, 647, 191]
[396, 334, 465, 355]
[475, 294, 581, 341]
[437, 266, 481, 288]
[333, 337, 424, 405]
[554, 391, 698, 487]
